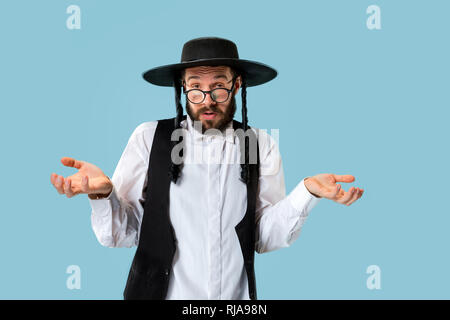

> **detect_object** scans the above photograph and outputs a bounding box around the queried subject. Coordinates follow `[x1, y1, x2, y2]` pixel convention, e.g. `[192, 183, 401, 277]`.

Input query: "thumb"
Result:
[61, 157, 83, 170]
[332, 174, 355, 183]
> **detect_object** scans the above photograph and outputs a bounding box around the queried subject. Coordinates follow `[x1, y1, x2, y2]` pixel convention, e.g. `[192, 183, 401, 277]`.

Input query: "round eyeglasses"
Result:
[183, 77, 237, 104]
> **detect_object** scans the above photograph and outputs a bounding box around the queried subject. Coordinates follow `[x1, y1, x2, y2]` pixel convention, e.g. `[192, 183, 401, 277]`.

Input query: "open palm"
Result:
[50, 157, 112, 198]
[304, 173, 364, 206]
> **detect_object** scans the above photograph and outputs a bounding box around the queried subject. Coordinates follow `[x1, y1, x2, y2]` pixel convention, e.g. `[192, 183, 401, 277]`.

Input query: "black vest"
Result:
[123, 117, 260, 300]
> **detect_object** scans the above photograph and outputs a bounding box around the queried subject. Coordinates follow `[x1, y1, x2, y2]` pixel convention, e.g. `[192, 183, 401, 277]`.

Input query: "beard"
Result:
[186, 96, 236, 133]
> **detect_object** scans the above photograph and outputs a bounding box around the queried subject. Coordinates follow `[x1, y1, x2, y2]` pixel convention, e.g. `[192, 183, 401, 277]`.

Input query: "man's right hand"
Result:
[50, 157, 113, 199]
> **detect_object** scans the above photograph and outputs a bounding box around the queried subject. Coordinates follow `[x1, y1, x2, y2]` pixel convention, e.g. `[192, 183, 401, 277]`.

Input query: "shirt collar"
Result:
[182, 115, 236, 144]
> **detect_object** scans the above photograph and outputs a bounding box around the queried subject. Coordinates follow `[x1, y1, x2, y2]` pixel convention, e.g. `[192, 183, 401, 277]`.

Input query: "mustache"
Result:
[197, 105, 223, 114]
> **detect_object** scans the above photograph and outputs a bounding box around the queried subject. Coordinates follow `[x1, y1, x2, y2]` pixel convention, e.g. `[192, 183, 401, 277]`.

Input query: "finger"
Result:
[337, 187, 356, 204]
[353, 188, 364, 203]
[61, 157, 83, 170]
[50, 173, 61, 193]
[80, 175, 91, 194]
[329, 184, 341, 199]
[336, 184, 346, 198]
[64, 178, 75, 198]
[333, 174, 355, 183]
[50, 173, 57, 185]
[54, 175, 65, 194]
[352, 188, 363, 204]
[345, 188, 361, 206]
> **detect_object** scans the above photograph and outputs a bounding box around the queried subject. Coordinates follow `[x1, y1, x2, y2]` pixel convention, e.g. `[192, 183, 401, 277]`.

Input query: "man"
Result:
[50, 37, 364, 300]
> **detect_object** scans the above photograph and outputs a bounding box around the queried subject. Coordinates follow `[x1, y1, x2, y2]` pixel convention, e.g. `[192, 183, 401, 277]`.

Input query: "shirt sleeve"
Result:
[254, 129, 321, 254]
[89, 122, 157, 248]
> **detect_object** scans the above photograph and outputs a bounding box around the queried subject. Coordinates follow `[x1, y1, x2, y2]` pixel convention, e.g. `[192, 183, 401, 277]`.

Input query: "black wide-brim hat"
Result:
[142, 37, 277, 87]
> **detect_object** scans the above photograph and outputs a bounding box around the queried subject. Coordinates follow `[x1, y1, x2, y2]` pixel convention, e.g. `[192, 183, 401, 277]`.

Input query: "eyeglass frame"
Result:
[182, 75, 238, 104]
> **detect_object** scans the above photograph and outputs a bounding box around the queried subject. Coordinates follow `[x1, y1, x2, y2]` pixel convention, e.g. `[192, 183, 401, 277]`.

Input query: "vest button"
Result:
[164, 269, 169, 276]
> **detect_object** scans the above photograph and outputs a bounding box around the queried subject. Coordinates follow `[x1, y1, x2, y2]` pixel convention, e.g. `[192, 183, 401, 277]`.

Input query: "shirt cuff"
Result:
[88, 184, 118, 216]
[287, 178, 321, 215]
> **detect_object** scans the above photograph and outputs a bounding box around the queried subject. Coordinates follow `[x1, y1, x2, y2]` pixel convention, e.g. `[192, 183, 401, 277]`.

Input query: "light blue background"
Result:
[0, 0, 449, 299]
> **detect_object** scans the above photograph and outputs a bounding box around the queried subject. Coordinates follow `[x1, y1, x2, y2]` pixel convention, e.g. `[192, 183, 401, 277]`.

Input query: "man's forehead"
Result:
[184, 66, 232, 79]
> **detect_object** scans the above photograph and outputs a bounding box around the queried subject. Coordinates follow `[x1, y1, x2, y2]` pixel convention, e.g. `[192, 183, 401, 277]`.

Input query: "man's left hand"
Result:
[304, 174, 364, 206]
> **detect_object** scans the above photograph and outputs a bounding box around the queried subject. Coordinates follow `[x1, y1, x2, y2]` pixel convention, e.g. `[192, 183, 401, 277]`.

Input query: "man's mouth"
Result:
[201, 111, 217, 120]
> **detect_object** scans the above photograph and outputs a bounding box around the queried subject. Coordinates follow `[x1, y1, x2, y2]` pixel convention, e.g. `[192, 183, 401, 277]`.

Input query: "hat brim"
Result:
[142, 58, 277, 87]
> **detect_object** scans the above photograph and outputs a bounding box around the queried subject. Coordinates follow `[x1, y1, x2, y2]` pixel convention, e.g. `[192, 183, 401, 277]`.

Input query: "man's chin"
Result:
[201, 119, 218, 130]
[198, 118, 223, 130]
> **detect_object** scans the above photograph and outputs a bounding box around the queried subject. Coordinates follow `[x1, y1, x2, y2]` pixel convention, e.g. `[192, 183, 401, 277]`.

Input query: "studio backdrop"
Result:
[0, 0, 449, 299]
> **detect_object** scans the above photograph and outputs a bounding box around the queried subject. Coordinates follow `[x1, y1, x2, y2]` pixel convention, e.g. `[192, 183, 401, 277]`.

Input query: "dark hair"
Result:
[170, 67, 250, 184]
[167, 74, 184, 183]
[240, 76, 249, 184]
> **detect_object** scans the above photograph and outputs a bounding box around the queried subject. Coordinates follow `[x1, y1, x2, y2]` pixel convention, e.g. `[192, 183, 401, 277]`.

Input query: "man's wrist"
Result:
[88, 186, 113, 200]
[304, 177, 322, 198]
[88, 192, 110, 200]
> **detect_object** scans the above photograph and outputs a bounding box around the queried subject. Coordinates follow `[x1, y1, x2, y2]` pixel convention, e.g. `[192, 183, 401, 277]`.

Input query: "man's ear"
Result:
[233, 75, 242, 95]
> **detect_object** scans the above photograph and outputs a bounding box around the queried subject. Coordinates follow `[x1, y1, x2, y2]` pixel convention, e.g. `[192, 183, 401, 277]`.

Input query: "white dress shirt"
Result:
[89, 116, 320, 300]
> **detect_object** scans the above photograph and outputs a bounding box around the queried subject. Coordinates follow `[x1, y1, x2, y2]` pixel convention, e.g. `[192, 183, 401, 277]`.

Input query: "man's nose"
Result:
[203, 91, 217, 106]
